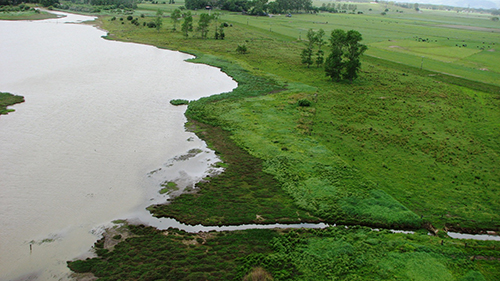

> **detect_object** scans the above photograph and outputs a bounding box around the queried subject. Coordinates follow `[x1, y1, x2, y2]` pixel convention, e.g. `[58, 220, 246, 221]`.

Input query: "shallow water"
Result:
[0, 12, 236, 280]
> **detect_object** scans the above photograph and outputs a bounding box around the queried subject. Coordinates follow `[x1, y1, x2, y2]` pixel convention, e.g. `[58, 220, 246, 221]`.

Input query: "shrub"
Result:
[298, 99, 312, 107]
[127, 15, 133, 20]
[236, 44, 248, 54]
[147, 21, 157, 28]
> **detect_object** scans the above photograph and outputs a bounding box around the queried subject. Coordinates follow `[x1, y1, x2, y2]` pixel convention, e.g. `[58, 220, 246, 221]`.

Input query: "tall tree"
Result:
[342, 30, 367, 81]
[315, 28, 325, 67]
[324, 29, 346, 81]
[301, 29, 316, 68]
[181, 11, 193, 38]
[171, 9, 181, 31]
[197, 13, 213, 39]
[324, 29, 366, 82]
[154, 9, 163, 32]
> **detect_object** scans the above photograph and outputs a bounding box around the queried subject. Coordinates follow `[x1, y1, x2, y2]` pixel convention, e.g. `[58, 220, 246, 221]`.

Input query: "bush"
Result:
[126, 15, 133, 20]
[147, 21, 157, 28]
[298, 99, 312, 107]
[236, 44, 248, 54]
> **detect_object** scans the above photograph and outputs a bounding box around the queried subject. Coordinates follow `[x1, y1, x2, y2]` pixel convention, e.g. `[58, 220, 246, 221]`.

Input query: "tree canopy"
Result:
[184, 0, 313, 14]
[324, 29, 367, 82]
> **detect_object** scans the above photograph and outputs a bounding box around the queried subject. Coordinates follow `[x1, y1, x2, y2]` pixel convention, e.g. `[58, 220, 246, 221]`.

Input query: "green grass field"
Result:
[89, 0, 500, 231]
[130, 1, 500, 86]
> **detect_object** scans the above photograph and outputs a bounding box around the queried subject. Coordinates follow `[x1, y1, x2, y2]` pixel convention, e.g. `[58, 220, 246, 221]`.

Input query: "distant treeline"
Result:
[185, 0, 313, 15]
[0, 0, 137, 8]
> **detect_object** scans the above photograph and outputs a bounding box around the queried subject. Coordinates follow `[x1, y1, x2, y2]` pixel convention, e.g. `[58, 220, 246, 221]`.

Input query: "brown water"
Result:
[0, 12, 236, 280]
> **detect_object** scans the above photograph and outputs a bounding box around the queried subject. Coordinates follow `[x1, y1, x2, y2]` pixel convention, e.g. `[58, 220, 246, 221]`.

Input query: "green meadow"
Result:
[93, 1, 500, 232]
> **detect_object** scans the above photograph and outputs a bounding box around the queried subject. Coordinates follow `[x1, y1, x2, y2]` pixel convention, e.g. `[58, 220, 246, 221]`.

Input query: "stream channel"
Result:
[1, 10, 498, 281]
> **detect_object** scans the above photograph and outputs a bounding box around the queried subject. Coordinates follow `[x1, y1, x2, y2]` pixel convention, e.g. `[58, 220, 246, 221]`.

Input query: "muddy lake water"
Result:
[0, 12, 237, 280]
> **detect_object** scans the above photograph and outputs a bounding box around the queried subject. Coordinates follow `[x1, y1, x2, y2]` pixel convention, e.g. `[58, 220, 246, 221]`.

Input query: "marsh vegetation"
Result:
[0, 92, 24, 115]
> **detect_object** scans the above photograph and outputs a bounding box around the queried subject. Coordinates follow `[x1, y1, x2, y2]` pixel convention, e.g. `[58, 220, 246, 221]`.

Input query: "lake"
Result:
[0, 12, 237, 280]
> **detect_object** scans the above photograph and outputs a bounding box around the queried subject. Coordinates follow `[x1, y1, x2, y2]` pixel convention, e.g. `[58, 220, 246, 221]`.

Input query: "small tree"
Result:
[315, 28, 325, 67]
[171, 9, 181, 31]
[215, 23, 225, 40]
[236, 44, 248, 54]
[181, 11, 193, 38]
[301, 29, 316, 67]
[154, 9, 163, 32]
[197, 13, 213, 39]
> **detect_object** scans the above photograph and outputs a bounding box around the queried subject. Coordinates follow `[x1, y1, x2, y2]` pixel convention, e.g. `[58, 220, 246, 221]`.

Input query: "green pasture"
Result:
[370, 40, 480, 63]
[97, 3, 500, 231]
[204, 7, 500, 86]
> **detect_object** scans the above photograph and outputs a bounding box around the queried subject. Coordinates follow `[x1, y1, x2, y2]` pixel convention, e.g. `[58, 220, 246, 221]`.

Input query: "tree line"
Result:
[0, 0, 136, 8]
[185, 0, 313, 15]
[301, 28, 367, 82]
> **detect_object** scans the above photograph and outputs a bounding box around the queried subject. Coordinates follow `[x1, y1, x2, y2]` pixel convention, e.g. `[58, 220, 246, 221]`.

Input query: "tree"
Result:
[197, 13, 213, 39]
[171, 9, 181, 31]
[40, 0, 59, 7]
[315, 29, 325, 67]
[342, 30, 367, 81]
[324, 29, 367, 82]
[301, 29, 316, 67]
[236, 44, 247, 54]
[154, 9, 163, 32]
[324, 29, 346, 81]
[215, 23, 225, 40]
[181, 11, 193, 38]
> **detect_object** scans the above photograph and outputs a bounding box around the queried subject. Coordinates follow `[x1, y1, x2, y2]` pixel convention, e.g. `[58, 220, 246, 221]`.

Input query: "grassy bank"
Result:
[0, 9, 58, 20]
[148, 119, 319, 225]
[0, 92, 24, 115]
[68, 224, 500, 280]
